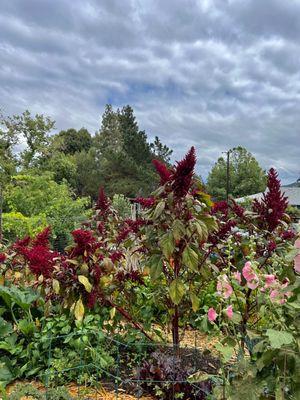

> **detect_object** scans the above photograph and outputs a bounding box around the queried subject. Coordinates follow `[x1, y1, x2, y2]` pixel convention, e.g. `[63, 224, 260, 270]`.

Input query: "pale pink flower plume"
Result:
[226, 305, 233, 319]
[208, 307, 217, 322]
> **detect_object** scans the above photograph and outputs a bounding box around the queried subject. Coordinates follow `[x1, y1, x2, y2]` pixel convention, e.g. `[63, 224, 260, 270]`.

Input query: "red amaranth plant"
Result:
[152, 159, 173, 185]
[95, 186, 110, 214]
[70, 229, 96, 257]
[32, 226, 52, 247]
[172, 146, 196, 198]
[135, 196, 156, 208]
[253, 168, 288, 232]
[140, 147, 217, 347]
[12, 227, 57, 278]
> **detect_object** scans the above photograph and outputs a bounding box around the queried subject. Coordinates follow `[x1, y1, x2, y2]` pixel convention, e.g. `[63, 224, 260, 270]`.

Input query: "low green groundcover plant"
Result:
[6, 384, 74, 400]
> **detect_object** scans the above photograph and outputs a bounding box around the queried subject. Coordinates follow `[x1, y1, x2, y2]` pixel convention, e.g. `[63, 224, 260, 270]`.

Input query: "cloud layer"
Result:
[1, 0, 299, 183]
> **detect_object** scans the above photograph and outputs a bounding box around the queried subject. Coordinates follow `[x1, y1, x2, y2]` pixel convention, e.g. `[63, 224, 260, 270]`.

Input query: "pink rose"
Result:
[208, 307, 217, 322]
[226, 305, 233, 319]
[264, 274, 276, 288]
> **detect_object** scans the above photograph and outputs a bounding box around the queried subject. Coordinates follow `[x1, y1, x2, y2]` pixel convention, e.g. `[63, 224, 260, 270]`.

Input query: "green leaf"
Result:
[74, 298, 85, 321]
[169, 279, 185, 305]
[194, 220, 208, 241]
[285, 248, 299, 262]
[231, 312, 242, 324]
[160, 232, 175, 259]
[52, 279, 60, 294]
[190, 292, 200, 312]
[153, 200, 165, 219]
[18, 319, 35, 336]
[266, 329, 293, 349]
[182, 246, 198, 271]
[0, 362, 13, 386]
[0, 318, 13, 337]
[78, 275, 92, 293]
[149, 256, 163, 281]
[215, 342, 234, 362]
[200, 214, 218, 232]
[172, 219, 185, 241]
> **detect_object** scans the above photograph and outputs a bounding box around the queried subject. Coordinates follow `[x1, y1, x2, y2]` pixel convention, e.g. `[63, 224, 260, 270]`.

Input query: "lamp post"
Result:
[222, 150, 231, 202]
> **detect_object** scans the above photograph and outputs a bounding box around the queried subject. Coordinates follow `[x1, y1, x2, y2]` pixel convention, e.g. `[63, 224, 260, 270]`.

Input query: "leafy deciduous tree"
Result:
[206, 146, 267, 201]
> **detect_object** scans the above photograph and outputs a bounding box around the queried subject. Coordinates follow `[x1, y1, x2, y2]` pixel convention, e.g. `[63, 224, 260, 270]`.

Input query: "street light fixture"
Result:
[222, 149, 232, 202]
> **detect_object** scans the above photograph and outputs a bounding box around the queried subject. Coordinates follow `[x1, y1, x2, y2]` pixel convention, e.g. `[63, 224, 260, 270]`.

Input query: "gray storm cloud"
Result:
[0, 0, 299, 182]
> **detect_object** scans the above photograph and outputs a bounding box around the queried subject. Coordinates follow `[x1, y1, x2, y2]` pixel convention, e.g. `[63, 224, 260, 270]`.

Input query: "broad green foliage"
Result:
[2, 212, 47, 242]
[50, 127, 92, 155]
[207, 146, 267, 200]
[0, 110, 55, 169]
[112, 194, 132, 218]
[3, 174, 88, 241]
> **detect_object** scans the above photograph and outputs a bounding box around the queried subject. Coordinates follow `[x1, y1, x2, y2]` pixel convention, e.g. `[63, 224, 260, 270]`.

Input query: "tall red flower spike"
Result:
[152, 159, 173, 185]
[95, 187, 110, 213]
[172, 146, 196, 198]
[253, 168, 288, 232]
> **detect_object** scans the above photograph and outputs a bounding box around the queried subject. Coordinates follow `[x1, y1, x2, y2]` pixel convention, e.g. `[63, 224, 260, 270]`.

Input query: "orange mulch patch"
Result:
[5, 381, 154, 400]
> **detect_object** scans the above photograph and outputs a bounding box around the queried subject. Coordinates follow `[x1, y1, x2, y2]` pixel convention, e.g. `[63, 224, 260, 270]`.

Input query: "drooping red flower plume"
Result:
[95, 187, 110, 213]
[152, 159, 173, 185]
[135, 197, 156, 208]
[71, 229, 96, 257]
[13, 236, 31, 251]
[0, 253, 6, 263]
[208, 220, 237, 245]
[281, 230, 296, 240]
[211, 201, 228, 215]
[33, 227, 51, 247]
[110, 251, 124, 263]
[86, 288, 99, 309]
[253, 168, 288, 232]
[172, 146, 196, 198]
[21, 246, 57, 278]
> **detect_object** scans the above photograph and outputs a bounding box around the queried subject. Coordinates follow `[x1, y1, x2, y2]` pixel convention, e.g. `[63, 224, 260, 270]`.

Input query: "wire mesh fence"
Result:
[30, 329, 221, 399]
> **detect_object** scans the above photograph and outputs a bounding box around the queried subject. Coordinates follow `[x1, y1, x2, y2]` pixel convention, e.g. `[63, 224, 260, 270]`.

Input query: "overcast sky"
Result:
[1, 0, 299, 183]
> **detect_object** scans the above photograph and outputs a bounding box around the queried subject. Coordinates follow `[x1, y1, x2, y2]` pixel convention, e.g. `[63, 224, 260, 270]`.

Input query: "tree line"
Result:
[0, 104, 267, 242]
